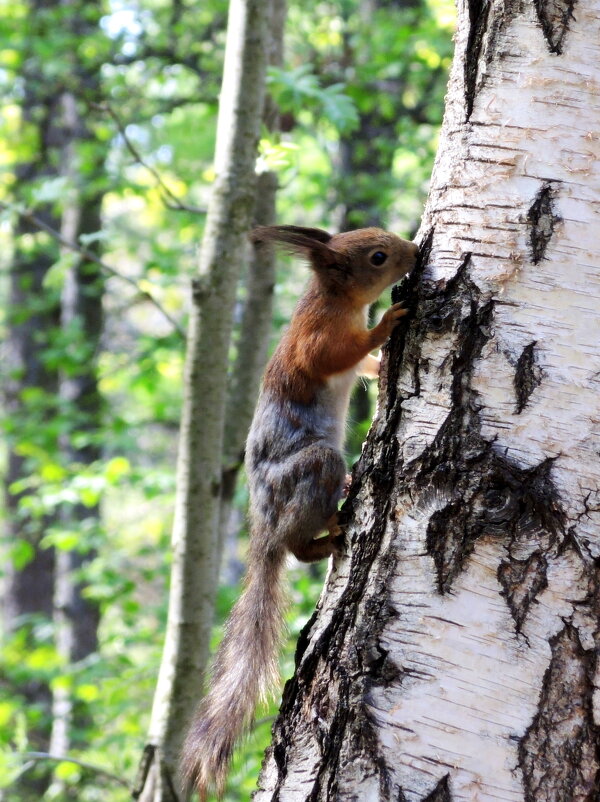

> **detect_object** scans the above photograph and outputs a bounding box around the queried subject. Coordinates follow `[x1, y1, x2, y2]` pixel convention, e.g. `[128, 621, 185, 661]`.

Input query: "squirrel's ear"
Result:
[249, 226, 348, 281]
[249, 226, 336, 264]
[250, 225, 332, 250]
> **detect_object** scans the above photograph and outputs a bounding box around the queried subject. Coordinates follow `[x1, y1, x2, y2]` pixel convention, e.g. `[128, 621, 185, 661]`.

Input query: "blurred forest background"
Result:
[0, 0, 454, 798]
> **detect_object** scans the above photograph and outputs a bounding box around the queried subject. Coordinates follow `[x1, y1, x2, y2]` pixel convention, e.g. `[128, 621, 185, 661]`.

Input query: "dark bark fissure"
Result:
[464, 0, 492, 120]
[422, 774, 452, 802]
[387, 248, 567, 615]
[463, 0, 574, 121]
[493, 456, 569, 635]
[518, 616, 600, 800]
[497, 550, 547, 634]
[463, 0, 521, 121]
[527, 182, 561, 264]
[533, 0, 577, 54]
[514, 340, 543, 413]
[267, 464, 401, 801]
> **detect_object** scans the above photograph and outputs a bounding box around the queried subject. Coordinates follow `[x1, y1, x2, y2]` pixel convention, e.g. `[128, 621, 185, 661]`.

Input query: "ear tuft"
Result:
[249, 225, 349, 285]
[249, 225, 332, 248]
[249, 225, 335, 266]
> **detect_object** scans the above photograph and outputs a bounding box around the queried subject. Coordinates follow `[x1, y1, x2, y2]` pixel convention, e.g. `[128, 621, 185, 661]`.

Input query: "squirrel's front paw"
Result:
[381, 302, 409, 336]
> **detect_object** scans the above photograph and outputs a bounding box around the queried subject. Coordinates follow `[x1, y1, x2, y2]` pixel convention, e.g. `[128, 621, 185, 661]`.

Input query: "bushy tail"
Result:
[180, 544, 287, 800]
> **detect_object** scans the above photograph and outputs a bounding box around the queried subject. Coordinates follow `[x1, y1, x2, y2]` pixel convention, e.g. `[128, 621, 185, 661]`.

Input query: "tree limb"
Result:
[16, 752, 130, 788]
[95, 103, 207, 215]
[1, 201, 186, 339]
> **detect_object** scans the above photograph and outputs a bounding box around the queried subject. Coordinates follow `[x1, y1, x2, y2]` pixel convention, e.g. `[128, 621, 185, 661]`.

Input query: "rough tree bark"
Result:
[256, 2, 600, 801]
[134, 2, 270, 800]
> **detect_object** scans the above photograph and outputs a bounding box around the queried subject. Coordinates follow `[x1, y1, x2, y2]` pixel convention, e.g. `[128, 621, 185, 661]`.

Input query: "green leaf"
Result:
[31, 176, 70, 205]
[43, 252, 77, 290]
[104, 456, 131, 483]
[54, 761, 80, 781]
[9, 540, 35, 570]
[0, 748, 22, 789]
[79, 229, 108, 247]
[42, 530, 79, 551]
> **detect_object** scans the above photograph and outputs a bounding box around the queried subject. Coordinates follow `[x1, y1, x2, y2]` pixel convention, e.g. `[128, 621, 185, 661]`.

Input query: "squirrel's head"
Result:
[250, 225, 418, 304]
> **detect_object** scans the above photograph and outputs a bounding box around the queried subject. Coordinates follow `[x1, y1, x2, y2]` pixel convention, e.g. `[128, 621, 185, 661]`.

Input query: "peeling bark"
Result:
[255, 1, 600, 800]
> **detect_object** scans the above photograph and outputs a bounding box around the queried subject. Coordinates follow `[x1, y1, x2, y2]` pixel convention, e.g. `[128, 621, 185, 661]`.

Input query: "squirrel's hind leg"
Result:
[281, 445, 346, 563]
[290, 526, 342, 562]
[291, 511, 345, 561]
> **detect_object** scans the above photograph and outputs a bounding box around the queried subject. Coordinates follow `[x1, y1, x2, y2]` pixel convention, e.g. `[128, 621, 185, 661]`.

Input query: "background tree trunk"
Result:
[256, 1, 600, 800]
[218, 0, 286, 582]
[2, 7, 62, 792]
[135, 1, 271, 799]
[50, 82, 104, 762]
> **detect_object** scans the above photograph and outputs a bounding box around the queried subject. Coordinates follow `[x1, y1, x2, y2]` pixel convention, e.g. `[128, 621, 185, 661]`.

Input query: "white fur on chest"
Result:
[321, 368, 359, 450]
[322, 304, 370, 449]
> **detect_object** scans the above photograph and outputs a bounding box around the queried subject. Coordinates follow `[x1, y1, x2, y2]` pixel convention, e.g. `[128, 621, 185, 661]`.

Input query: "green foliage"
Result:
[267, 65, 359, 133]
[0, 0, 454, 798]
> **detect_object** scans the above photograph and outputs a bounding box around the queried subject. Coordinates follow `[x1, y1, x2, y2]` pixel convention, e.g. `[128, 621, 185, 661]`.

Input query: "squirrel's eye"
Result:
[370, 251, 387, 266]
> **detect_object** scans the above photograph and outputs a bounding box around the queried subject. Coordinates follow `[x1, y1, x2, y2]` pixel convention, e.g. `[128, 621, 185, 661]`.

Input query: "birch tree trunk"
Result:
[256, 2, 600, 800]
[135, 2, 270, 799]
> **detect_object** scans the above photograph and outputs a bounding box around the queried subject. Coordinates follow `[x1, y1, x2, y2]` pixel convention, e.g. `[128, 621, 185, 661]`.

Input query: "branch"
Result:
[111, 44, 206, 77]
[1, 202, 186, 339]
[95, 103, 207, 215]
[17, 751, 130, 788]
[109, 16, 226, 76]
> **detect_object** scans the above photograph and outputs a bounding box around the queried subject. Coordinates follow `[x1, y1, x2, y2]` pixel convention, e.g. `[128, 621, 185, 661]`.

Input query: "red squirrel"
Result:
[181, 225, 418, 799]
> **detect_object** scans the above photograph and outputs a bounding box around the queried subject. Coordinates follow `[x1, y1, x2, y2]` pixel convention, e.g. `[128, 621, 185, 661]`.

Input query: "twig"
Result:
[95, 102, 207, 215]
[17, 751, 130, 788]
[254, 714, 277, 728]
[1, 202, 186, 339]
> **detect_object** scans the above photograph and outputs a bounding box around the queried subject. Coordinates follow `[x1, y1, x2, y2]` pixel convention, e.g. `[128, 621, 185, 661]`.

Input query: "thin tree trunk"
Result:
[218, 170, 278, 582]
[3, 206, 59, 761]
[218, 0, 286, 582]
[2, 10, 62, 792]
[135, 2, 270, 799]
[50, 81, 104, 760]
[256, 2, 600, 800]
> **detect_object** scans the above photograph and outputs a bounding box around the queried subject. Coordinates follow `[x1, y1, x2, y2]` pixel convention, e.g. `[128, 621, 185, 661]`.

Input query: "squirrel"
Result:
[181, 225, 418, 799]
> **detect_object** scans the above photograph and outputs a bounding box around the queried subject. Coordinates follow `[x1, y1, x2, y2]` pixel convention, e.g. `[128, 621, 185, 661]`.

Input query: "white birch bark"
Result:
[135, 2, 270, 800]
[256, 1, 600, 800]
